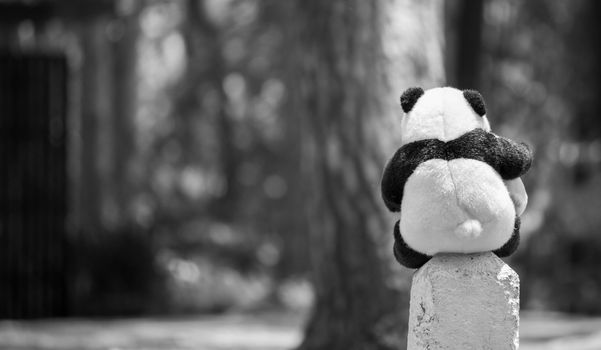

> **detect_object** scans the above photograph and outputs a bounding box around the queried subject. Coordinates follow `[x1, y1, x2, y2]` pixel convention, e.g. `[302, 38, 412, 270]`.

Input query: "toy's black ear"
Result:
[463, 89, 486, 117]
[400, 87, 424, 113]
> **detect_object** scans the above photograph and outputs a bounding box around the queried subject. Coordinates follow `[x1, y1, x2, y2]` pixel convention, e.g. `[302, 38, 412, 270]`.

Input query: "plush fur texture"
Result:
[393, 220, 431, 268]
[399, 158, 516, 256]
[504, 178, 528, 216]
[399, 87, 491, 145]
[382, 87, 532, 268]
[400, 87, 424, 113]
[493, 217, 521, 257]
[381, 128, 532, 212]
[463, 90, 487, 116]
[394, 216, 522, 268]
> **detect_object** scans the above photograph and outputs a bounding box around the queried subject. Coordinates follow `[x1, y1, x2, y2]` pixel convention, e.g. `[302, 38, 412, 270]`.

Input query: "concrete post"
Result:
[407, 252, 519, 350]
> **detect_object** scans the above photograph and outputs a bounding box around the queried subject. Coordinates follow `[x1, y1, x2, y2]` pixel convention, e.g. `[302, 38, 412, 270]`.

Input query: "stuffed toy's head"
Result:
[381, 87, 533, 269]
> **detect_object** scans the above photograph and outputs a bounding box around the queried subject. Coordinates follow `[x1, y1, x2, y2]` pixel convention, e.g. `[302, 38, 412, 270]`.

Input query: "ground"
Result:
[0, 310, 600, 350]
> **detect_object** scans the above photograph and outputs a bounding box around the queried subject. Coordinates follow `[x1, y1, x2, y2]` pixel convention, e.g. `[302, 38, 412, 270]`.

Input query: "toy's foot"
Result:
[493, 216, 521, 257]
[393, 221, 431, 269]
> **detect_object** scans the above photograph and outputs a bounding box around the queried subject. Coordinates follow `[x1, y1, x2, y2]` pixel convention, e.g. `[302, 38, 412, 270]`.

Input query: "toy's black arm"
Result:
[381, 153, 405, 212]
[381, 139, 443, 212]
[382, 130, 532, 211]
[447, 129, 532, 180]
[492, 136, 533, 179]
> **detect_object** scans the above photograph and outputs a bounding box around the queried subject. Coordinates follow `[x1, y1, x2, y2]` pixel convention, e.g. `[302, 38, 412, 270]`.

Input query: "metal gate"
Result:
[0, 52, 68, 318]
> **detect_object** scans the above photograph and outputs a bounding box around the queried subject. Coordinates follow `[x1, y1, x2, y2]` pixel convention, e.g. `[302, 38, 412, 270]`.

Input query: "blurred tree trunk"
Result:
[111, 12, 140, 225]
[78, 17, 123, 230]
[173, 0, 238, 219]
[445, 0, 484, 89]
[566, 0, 601, 142]
[287, 1, 444, 349]
[77, 21, 104, 231]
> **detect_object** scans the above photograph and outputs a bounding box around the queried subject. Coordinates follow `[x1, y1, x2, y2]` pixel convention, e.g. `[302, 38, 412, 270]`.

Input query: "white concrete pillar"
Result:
[407, 252, 519, 350]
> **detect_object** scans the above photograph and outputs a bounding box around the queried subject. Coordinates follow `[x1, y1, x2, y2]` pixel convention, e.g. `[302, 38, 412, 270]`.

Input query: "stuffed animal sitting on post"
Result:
[381, 87, 533, 269]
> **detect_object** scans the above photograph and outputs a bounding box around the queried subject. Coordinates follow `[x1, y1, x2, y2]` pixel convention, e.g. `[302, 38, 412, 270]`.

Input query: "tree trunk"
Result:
[111, 12, 139, 226]
[174, 0, 238, 219]
[445, 0, 484, 90]
[77, 21, 104, 231]
[287, 1, 444, 349]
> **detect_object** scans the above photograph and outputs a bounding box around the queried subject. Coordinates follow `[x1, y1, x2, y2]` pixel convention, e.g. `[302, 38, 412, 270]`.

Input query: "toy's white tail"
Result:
[454, 220, 482, 239]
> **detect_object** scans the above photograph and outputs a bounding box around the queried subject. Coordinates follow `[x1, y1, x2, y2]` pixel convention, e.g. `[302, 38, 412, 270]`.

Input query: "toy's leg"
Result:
[393, 220, 431, 268]
[493, 216, 521, 257]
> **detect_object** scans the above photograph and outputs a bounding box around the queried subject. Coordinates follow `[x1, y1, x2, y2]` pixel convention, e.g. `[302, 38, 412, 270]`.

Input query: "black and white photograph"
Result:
[1, 0, 600, 349]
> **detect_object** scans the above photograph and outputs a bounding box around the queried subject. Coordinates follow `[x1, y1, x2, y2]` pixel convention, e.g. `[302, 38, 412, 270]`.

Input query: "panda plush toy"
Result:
[381, 87, 532, 269]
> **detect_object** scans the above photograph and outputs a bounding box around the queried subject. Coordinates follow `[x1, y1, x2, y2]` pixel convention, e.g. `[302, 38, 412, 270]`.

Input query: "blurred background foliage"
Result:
[1, 0, 600, 320]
